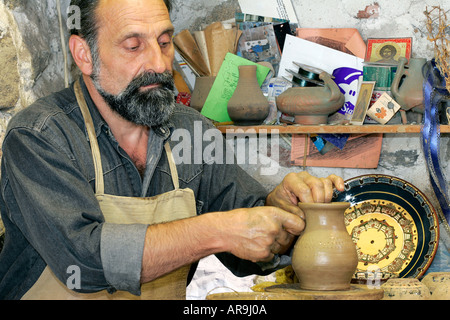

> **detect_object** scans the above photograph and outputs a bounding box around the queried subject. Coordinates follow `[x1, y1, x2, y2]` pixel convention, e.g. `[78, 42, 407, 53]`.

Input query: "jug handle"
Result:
[390, 57, 408, 98]
[319, 72, 343, 102]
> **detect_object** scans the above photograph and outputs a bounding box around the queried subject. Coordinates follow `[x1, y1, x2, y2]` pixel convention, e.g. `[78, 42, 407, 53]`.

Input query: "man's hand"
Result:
[220, 206, 305, 262]
[265, 172, 345, 218]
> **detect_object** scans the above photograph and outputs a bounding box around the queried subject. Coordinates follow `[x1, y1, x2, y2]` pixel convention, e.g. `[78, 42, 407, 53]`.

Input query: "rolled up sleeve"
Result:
[100, 223, 148, 295]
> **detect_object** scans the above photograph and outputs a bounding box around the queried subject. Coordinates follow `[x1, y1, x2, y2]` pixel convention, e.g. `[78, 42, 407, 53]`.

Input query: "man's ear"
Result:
[69, 34, 94, 76]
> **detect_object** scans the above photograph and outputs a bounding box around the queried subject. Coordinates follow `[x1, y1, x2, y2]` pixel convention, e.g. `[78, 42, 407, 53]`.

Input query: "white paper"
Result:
[238, 0, 298, 24]
[278, 35, 364, 119]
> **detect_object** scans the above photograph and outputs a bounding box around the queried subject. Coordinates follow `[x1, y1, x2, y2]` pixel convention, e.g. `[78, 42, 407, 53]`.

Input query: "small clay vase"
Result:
[381, 278, 431, 300]
[227, 65, 270, 125]
[190, 76, 216, 112]
[276, 72, 345, 125]
[421, 272, 450, 295]
[291, 202, 358, 291]
[391, 57, 427, 124]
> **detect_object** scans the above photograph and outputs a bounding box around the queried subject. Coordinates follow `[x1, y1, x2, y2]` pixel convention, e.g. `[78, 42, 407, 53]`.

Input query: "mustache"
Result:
[119, 71, 175, 97]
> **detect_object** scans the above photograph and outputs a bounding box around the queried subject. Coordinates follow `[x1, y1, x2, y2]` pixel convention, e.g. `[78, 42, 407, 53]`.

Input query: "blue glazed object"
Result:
[333, 174, 439, 280]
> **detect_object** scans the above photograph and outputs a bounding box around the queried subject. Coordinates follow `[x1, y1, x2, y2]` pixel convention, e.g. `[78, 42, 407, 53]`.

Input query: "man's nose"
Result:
[143, 43, 167, 74]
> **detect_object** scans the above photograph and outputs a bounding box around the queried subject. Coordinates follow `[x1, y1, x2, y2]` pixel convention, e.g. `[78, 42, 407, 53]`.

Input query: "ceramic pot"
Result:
[276, 72, 345, 125]
[381, 278, 431, 300]
[391, 57, 426, 113]
[292, 202, 358, 291]
[227, 65, 270, 125]
[421, 272, 450, 294]
[432, 280, 450, 300]
[190, 76, 216, 112]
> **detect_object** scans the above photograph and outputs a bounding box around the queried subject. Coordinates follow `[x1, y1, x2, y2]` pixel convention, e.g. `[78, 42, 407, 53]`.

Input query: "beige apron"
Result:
[22, 80, 196, 300]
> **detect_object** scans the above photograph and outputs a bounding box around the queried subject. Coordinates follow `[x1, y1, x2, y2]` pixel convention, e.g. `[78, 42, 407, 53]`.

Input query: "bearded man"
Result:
[0, 0, 343, 300]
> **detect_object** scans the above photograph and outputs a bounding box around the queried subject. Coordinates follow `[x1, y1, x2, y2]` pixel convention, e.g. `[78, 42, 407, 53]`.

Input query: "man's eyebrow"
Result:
[118, 27, 175, 43]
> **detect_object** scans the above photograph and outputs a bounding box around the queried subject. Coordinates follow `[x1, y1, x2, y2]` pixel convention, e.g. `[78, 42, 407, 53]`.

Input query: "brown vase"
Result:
[190, 76, 216, 112]
[292, 202, 358, 291]
[391, 57, 427, 124]
[227, 65, 270, 125]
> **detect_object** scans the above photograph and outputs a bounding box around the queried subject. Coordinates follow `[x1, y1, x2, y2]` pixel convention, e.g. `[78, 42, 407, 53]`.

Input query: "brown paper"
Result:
[296, 28, 366, 59]
[174, 29, 210, 76]
[204, 22, 241, 76]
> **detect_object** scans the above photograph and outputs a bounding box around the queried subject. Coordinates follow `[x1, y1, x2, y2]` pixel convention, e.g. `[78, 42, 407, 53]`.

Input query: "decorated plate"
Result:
[333, 174, 439, 280]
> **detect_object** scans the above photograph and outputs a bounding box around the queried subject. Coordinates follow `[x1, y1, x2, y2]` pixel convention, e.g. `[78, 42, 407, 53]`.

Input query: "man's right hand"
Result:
[217, 206, 305, 263]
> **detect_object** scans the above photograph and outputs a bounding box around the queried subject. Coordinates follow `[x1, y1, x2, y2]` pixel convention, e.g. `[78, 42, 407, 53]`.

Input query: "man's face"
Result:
[91, 0, 176, 127]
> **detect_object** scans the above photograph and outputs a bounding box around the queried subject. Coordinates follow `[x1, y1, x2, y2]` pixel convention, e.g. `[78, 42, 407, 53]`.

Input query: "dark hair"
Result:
[70, 0, 173, 50]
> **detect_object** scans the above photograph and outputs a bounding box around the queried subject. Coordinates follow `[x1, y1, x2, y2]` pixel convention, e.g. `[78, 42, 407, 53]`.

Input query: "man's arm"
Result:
[140, 206, 304, 283]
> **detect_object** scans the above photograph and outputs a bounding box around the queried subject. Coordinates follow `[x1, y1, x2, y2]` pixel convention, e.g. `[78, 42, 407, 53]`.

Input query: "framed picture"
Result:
[351, 81, 376, 125]
[364, 38, 412, 65]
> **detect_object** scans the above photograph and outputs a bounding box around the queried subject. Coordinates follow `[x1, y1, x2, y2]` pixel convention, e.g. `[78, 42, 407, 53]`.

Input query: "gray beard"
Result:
[91, 70, 176, 128]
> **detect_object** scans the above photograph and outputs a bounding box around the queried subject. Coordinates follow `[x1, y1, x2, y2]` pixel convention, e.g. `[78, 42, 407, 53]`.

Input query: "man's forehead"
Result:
[96, 0, 172, 35]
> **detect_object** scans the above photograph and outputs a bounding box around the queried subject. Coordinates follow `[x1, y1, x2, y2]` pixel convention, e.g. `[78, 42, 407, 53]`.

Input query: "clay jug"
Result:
[391, 57, 426, 114]
[292, 202, 358, 291]
[276, 72, 345, 125]
[190, 76, 216, 112]
[227, 65, 270, 125]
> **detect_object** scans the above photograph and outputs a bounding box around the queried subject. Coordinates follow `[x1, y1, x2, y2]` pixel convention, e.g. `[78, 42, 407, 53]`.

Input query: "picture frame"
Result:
[351, 81, 376, 125]
[364, 37, 412, 65]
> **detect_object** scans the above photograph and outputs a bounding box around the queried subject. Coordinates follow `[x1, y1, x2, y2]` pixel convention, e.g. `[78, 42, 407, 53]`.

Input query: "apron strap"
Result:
[164, 143, 180, 190]
[74, 79, 105, 195]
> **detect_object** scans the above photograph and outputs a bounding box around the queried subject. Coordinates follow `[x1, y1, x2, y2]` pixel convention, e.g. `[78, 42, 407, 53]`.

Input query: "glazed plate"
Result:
[333, 174, 439, 280]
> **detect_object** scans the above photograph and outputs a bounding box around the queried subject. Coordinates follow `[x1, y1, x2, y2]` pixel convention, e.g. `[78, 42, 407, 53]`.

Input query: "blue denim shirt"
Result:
[0, 78, 270, 299]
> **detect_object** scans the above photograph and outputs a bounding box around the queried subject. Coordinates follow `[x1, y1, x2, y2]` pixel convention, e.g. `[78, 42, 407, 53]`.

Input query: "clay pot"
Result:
[227, 65, 270, 125]
[190, 76, 216, 112]
[292, 202, 358, 291]
[381, 278, 431, 300]
[432, 280, 450, 300]
[421, 272, 450, 294]
[391, 57, 426, 114]
[276, 72, 345, 125]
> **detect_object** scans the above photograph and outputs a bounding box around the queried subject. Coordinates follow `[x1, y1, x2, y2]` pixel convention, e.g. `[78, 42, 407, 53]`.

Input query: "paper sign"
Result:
[201, 53, 270, 123]
[279, 35, 364, 122]
[238, 0, 298, 24]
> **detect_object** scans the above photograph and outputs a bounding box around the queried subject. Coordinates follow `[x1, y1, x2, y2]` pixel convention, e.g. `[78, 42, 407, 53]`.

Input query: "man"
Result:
[0, 0, 344, 299]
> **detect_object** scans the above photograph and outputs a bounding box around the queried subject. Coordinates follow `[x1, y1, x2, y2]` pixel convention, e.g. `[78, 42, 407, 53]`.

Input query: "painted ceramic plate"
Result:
[333, 174, 439, 280]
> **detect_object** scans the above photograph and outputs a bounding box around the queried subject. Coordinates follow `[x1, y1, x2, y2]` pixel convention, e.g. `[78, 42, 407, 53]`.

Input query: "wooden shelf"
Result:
[216, 124, 450, 134]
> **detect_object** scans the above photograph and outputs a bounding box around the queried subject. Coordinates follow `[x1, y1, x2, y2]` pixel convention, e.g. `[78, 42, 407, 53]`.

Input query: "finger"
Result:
[328, 174, 345, 192]
[273, 208, 305, 236]
[270, 197, 305, 219]
[319, 177, 334, 203]
[270, 242, 282, 254]
[283, 174, 315, 204]
[276, 230, 295, 247]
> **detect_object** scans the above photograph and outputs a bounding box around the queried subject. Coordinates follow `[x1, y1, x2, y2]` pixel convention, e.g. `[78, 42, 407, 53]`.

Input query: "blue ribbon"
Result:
[421, 59, 450, 227]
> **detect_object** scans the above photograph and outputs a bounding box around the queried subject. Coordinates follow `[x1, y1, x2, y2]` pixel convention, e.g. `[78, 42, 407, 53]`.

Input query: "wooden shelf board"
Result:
[216, 124, 450, 134]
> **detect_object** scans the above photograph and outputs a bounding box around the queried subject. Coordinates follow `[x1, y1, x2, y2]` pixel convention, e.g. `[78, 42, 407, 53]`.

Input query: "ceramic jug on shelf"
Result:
[227, 65, 270, 125]
[391, 57, 427, 124]
[276, 72, 345, 125]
